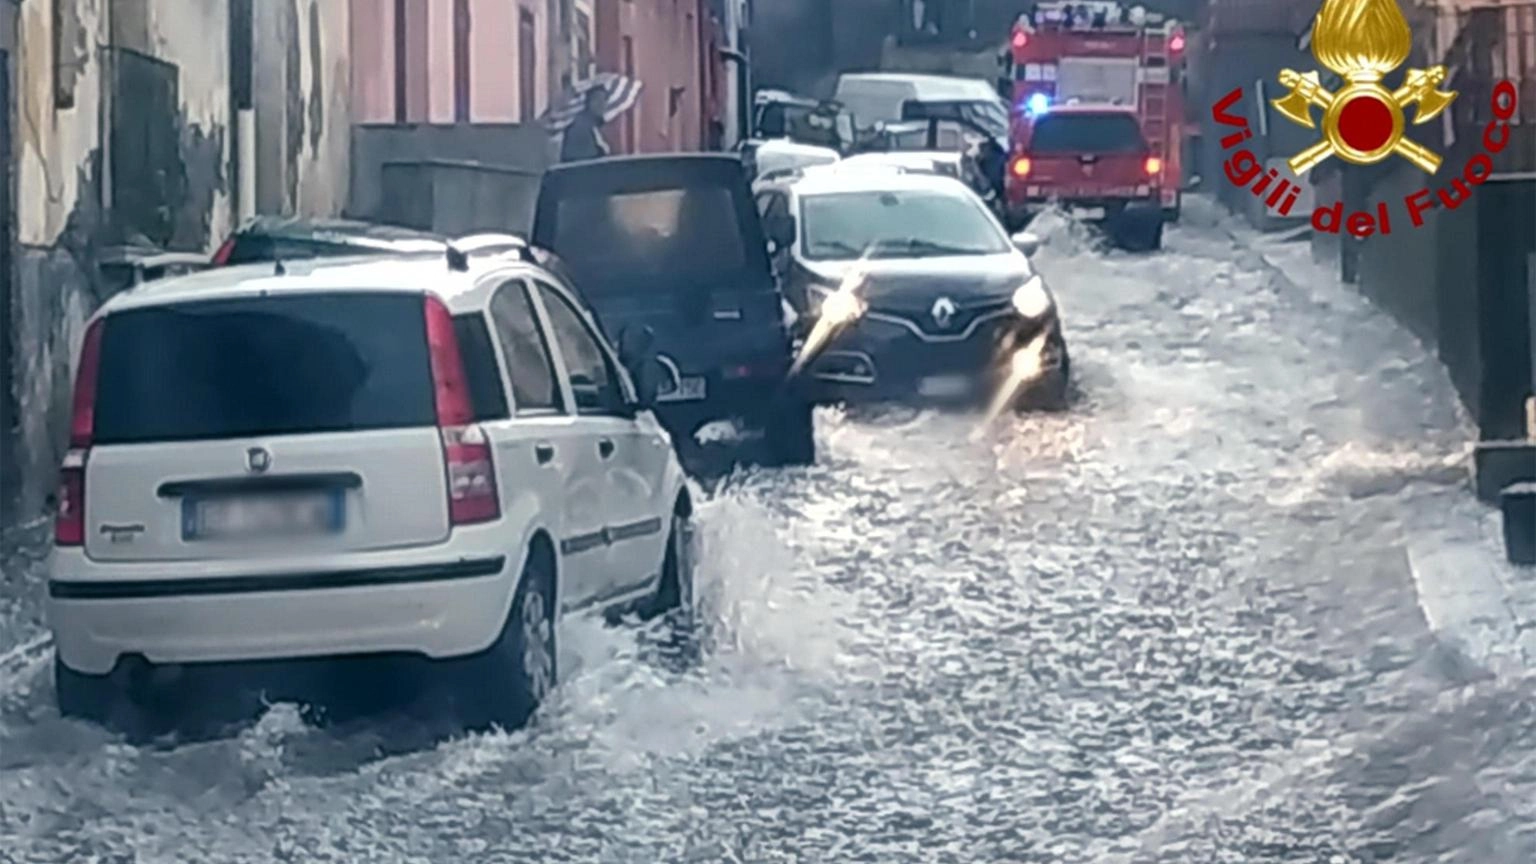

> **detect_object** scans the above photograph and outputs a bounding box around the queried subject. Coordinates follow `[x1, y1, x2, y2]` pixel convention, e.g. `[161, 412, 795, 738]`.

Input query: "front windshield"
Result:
[799, 189, 1011, 260]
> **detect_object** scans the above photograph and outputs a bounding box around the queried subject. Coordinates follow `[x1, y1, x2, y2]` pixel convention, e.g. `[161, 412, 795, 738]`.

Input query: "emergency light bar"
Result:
[1022, 2, 1176, 31]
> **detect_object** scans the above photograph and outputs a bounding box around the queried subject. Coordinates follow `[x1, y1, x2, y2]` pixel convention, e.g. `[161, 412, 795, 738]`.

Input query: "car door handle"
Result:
[598, 438, 615, 459]
[535, 443, 556, 465]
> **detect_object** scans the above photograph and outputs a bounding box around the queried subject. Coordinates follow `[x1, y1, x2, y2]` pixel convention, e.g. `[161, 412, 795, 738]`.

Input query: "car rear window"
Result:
[93, 292, 436, 445]
[550, 187, 749, 287]
[1028, 113, 1146, 155]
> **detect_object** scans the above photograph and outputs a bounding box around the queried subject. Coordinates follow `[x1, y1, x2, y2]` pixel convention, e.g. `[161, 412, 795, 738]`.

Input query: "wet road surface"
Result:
[2, 199, 1533, 863]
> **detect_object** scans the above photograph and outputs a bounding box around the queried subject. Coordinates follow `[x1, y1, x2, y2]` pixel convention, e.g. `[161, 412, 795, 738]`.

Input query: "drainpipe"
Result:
[237, 108, 257, 223]
[720, 47, 750, 146]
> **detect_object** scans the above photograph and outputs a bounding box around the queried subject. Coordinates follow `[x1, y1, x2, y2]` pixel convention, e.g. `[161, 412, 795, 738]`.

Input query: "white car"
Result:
[47, 244, 694, 732]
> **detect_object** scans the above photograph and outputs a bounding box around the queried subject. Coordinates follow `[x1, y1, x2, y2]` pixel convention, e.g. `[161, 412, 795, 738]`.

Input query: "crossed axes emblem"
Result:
[1271, 66, 1457, 174]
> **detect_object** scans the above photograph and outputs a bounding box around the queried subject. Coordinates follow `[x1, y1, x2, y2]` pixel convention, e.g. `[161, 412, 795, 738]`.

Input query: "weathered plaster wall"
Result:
[9, 0, 238, 520]
[254, 0, 351, 217]
[294, 0, 351, 216]
[113, 0, 234, 249]
[13, 0, 108, 519]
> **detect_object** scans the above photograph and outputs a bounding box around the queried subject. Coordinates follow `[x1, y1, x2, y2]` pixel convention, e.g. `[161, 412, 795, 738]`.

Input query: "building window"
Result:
[453, 0, 472, 122]
[519, 9, 538, 122]
[393, 0, 408, 122]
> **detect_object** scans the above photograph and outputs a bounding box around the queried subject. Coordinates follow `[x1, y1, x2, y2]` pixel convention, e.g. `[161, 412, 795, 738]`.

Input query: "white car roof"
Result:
[841, 151, 962, 169]
[786, 166, 975, 198]
[835, 73, 1001, 102]
[94, 252, 542, 318]
[753, 139, 842, 177]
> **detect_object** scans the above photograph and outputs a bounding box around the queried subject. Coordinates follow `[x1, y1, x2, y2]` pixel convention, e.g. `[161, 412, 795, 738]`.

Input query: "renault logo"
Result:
[246, 447, 272, 474]
[931, 297, 957, 328]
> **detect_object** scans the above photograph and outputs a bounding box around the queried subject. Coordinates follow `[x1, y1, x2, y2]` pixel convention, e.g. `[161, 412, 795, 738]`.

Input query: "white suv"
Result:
[47, 245, 694, 732]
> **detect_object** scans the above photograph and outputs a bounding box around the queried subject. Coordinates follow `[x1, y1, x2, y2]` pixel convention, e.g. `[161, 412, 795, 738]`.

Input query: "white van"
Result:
[833, 73, 1010, 138]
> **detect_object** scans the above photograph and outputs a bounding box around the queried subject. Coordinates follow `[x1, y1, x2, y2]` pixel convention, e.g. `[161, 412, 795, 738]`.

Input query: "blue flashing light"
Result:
[1025, 93, 1051, 116]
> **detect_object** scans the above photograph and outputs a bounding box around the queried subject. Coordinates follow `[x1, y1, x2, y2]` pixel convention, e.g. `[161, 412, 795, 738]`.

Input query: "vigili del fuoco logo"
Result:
[1212, 0, 1519, 237]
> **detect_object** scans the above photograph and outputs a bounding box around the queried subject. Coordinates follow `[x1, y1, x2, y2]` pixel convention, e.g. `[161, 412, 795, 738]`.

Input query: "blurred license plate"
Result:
[1072, 207, 1107, 219]
[659, 375, 707, 403]
[185, 492, 342, 541]
[918, 375, 971, 397]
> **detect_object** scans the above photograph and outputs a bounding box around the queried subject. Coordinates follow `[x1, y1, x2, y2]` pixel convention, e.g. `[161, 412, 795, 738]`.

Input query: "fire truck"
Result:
[1003, 1, 1187, 250]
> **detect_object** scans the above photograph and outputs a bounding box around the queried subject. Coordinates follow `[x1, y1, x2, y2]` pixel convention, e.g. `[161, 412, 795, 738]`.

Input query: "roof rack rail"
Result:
[447, 232, 535, 263]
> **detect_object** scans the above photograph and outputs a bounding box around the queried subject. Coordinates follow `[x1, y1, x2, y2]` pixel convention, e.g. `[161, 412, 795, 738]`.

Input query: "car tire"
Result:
[1015, 335, 1071, 412]
[55, 657, 166, 739]
[460, 547, 557, 731]
[55, 657, 109, 723]
[644, 507, 699, 658]
[764, 399, 816, 466]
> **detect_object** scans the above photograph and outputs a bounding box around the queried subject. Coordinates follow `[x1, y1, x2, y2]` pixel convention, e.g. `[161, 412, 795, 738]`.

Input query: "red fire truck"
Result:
[1003, 1, 1187, 250]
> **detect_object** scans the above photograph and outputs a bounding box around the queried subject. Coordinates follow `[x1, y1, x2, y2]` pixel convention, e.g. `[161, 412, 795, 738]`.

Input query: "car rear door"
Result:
[480, 278, 602, 611]
[1023, 111, 1151, 199]
[528, 280, 662, 608]
[532, 157, 793, 395]
[82, 291, 452, 564]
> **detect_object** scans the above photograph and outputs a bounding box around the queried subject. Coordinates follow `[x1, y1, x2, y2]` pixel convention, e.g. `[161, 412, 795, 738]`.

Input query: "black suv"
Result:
[532, 154, 814, 466]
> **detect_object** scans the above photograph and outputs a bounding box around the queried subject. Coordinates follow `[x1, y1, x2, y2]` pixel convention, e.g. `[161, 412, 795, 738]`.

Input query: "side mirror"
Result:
[617, 324, 660, 409]
[765, 213, 796, 251]
[1011, 231, 1042, 256]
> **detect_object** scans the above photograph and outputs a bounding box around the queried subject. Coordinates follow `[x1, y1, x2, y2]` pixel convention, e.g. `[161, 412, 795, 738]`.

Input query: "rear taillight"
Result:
[424, 296, 500, 525]
[1011, 156, 1032, 178]
[57, 318, 104, 546]
[210, 236, 235, 267]
[441, 425, 499, 524]
[55, 451, 87, 547]
[1145, 156, 1163, 176]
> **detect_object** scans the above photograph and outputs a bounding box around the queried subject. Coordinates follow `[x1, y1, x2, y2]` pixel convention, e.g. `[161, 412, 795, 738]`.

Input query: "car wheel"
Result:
[1014, 336, 1071, 412]
[55, 657, 164, 739]
[55, 657, 109, 723]
[645, 508, 698, 656]
[764, 399, 816, 466]
[461, 548, 557, 731]
[1145, 219, 1165, 251]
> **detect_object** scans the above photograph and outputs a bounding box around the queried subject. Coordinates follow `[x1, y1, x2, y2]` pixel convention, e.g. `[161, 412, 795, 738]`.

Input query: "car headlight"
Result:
[1011, 274, 1053, 319]
[809, 283, 866, 325]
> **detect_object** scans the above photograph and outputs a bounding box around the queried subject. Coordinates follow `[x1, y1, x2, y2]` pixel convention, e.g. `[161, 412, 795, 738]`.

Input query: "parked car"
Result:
[752, 89, 855, 151]
[209, 216, 448, 266]
[97, 246, 210, 296]
[532, 154, 816, 466]
[747, 138, 843, 182]
[752, 167, 1069, 409]
[48, 246, 694, 736]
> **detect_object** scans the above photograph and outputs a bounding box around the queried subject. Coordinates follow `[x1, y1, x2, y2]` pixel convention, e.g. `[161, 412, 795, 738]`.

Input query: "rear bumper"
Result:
[1006, 188, 1163, 220]
[47, 541, 519, 675]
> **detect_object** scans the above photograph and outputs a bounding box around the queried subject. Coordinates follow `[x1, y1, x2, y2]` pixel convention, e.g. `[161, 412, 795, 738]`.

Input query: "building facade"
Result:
[350, 0, 569, 125]
[1, 0, 352, 523]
